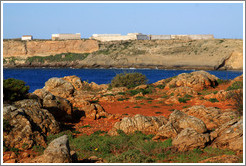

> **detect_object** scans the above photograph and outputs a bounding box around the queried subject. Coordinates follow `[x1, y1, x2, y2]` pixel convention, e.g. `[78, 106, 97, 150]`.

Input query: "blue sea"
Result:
[3, 68, 243, 92]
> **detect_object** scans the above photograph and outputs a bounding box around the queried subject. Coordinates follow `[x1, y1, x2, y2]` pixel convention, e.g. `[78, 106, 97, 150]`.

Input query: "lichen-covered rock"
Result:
[33, 89, 73, 121]
[165, 71, 218, 90]
[181, 105, 239, 130]
[108, 114, 168, 136]
[31, 135, 72, 163]
[210, 118, 243, 152]
[75, 100, 108, 120]
[153, 110, 207, 140]
[44, 77, 74, 98]
[172, 128, 210, 151]
[166, 87, 197, 97]
[3, 101, 60, 150]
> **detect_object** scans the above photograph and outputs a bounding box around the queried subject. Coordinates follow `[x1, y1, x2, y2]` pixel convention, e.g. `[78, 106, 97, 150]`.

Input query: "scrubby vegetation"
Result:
[3, 78, 30, 101]
[46, 130, 239, 163]
[109, 72, 148, 89]
[226, 81, 243, 91]
[26, 52, 89, 63]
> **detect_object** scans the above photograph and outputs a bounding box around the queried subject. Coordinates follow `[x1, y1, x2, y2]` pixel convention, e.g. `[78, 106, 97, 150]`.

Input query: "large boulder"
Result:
[31, 135, 72, 163]
[74, 99, 108, 120]
[153, 110, 207, 140]
[181, 105, 239, 130]
[33, 89, 73, 121]
[3, 101, 60, 150]
[165, 71, 219, 90]
[108, 114, 168, 136]
[172, 128, 210, 151]
[210, 118, 243, 152]
[44, 77, 74, 98]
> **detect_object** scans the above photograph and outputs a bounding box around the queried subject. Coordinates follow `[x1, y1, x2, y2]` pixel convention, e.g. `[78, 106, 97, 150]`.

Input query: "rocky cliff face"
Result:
[3, 39, 243, 70]
[3, 39, 99, 57]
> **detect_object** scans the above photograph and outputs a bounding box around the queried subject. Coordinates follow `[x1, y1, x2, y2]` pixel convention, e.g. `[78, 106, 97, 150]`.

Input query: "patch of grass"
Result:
[124, 106, 130, 109]
[135, 96, 145, 100]
[155, 112, 162, 114]
[118, 92, 126, 95]
[147, 101, 152, 104]
[208, 98, 219, 103]
[117, 98, 129, 101]
[133, 106, 141, 108]
[80, 125, 91, 128]
[213, 91, 218, 94]
[226, 81, 243, 91]
[169, 84, 177, 88]
[140, 103, 145, 105]
[161, 94, 169, 99]
[178, 97, 190, 103]
[184, 94, 193, 98]
[151, 106, 160, 108]
[170, 93, 174, 96]
[32, 145, 45, 154]
[127, 86, 154, 96]
[145, 97, 153, 100]
[168, 109, 175, 112]
[216, 79, 230, 85]
[157, 101, 164, 104]
[156, 84, 165, 89]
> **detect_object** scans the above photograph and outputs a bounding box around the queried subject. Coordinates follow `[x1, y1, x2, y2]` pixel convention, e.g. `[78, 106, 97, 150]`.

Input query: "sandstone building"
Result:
[52, 33, 81, 40]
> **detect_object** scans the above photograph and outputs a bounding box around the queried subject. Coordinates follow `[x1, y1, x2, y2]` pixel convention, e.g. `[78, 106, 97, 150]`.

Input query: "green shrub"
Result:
[228, 90, 243, 115]
[216, 79, 230, 85]
[208, 98, 219, 103]
[156, 84, 165, 89]
[110, 72, 147, 89]
[3, 78, 30, 101]
[227, 81, 243, 91]
[178, 97, 190, 103]
[26, 52, 89, 63]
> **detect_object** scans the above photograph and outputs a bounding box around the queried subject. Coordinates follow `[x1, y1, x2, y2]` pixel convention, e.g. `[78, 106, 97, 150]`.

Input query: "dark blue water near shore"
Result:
[3, 68, 243, 92]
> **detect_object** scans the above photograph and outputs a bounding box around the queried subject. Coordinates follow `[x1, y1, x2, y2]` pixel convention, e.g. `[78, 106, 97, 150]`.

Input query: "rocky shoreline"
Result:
[3, 71, 243, 163]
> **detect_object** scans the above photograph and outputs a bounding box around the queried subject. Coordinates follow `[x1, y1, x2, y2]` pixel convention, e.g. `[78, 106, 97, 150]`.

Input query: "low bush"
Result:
[178, 97, 190, 103]
[208, 98, 219, 103]
[3, 78, 30, 101]
[226, 81, 243, 91]
[110, 72, 147, 89]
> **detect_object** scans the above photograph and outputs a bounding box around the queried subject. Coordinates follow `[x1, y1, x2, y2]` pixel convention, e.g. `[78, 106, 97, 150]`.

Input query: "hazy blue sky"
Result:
[3, 2, 244, 39]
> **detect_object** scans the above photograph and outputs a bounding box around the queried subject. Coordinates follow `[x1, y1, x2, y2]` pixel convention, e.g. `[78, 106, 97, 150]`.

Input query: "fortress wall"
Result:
[150, 35, 171, 40]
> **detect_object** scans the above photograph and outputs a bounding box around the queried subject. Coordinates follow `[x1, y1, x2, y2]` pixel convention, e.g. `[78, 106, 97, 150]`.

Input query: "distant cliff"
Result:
[3, 39, 99, 57]
[3, 39, 243, 70]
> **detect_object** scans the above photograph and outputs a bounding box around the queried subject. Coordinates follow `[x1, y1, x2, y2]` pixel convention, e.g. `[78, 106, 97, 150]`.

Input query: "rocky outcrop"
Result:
[3, 101, 60, 150]
[3, 40, 99, 57]
[108, 114, 168, 135]
[181, 105, 239, 130]
[37, 76, 108, 120]
[172, 128, 210, 151]
[31, 135, 72, 163]
[165, 71, 219, 90]
[44, 77, 75, 99]
[153, 110, 207, 140]
[210, 118, 243, 152]
[33, 89, 73, 121]
[166, 87, 197, 97]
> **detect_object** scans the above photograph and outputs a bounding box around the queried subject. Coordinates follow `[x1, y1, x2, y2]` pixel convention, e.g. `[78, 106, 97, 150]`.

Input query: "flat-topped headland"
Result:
[3, 39, 243, 70]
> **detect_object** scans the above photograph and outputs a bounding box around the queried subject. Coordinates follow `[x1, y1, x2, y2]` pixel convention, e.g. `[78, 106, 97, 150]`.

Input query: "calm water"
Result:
[3, 68, 243, 92]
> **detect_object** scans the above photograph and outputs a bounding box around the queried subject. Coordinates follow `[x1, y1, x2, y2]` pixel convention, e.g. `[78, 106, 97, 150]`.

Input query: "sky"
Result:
[2, 2, 244, 39]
